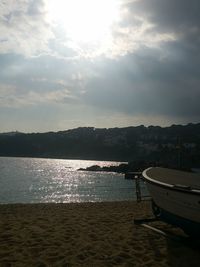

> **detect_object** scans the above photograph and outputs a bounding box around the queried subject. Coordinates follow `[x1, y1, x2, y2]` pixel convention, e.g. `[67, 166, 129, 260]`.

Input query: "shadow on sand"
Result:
[148, 222, 200, 267]
[166, 236, 200, 267]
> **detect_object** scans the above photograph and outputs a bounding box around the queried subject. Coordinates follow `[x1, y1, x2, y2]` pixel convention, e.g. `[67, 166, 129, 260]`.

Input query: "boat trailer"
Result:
[133, 174, 188, 241]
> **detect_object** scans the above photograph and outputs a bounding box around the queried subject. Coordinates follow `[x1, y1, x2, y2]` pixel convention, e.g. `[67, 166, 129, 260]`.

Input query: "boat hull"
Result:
[145, 178, 200, 236]
[158, 206, 200, 236]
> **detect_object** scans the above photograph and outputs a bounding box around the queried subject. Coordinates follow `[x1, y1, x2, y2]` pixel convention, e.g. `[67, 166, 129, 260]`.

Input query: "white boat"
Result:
[142, 167, 200, 236]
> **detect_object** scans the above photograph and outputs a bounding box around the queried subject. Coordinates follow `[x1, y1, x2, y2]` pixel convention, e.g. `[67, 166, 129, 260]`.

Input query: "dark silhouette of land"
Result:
[0, 123, 200, 169]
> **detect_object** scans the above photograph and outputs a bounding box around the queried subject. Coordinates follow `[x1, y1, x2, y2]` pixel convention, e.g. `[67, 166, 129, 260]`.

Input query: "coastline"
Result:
[0, 201, 199, 266]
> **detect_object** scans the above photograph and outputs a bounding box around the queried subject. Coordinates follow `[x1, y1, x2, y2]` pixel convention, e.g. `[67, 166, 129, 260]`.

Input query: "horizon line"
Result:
[1, 122, 199, 135]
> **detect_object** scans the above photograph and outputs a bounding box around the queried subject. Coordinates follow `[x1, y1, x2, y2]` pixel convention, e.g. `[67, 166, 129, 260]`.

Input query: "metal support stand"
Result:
[135, 177, 142, 202]
[134, 217, 187, 241]
[134, 174, 151, 202]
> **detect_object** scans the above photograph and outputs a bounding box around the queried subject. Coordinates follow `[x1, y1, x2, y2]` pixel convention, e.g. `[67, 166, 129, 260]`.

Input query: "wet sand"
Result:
[0, 201, 199, 267]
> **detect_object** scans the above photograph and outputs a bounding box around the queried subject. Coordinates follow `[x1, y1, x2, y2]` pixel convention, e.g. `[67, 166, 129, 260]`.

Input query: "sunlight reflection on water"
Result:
[0, 157, 148, 203]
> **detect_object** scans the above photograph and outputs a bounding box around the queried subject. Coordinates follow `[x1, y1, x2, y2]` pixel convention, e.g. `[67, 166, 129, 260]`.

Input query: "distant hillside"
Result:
[0, 123, 200, 168]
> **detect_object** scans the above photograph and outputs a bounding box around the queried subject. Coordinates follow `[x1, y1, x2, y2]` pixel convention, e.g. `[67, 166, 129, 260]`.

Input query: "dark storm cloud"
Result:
[127, 0, 200, 56]
[130, 0, 200, 31]
[84, 41, 200, 121]
[76, 0, 200, 123]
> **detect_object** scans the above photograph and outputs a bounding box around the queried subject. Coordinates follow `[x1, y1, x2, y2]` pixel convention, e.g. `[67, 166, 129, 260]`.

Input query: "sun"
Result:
[47, 0, 119, 47]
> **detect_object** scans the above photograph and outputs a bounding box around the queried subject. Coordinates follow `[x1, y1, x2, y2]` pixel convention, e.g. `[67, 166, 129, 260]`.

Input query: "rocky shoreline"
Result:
[78, 160, 192, 174]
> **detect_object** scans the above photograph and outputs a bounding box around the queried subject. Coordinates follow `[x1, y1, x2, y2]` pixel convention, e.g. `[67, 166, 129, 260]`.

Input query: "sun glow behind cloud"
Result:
[1, 0, 200, 132]
[47, 0, 120, 49]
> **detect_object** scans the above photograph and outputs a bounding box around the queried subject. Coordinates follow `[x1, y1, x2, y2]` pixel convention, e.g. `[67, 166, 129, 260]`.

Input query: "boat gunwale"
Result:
[142, 167, 200, 196]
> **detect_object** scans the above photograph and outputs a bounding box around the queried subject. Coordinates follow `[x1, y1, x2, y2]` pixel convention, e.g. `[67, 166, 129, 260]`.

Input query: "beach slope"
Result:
[0, 201, 199, 267]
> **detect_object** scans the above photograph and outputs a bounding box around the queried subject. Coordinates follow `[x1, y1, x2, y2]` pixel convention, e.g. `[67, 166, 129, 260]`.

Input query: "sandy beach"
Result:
[0, 201, 199, 267]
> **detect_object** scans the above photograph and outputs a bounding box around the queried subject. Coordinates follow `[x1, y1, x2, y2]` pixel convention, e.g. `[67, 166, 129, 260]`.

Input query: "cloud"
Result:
[108, 0, 176, 57]
[129, 0, 200, 32]
[0, 0, 200, 131]
[125, 0, 200, 55]
[0, 56, 80, 108]
[0, 83, 77, 108]
[82, 43, 200, 122]
[0, 0, 177, 59]
[0, 0, 53, 56]
[72, 0, 200, 123]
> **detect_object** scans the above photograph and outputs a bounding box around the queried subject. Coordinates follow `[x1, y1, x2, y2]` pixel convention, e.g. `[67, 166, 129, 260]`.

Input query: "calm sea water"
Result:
[0, 157, 147, 203]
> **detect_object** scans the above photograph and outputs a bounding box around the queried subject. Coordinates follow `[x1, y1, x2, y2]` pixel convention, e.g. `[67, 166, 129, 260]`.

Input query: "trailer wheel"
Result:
[152, 200, 161, 218]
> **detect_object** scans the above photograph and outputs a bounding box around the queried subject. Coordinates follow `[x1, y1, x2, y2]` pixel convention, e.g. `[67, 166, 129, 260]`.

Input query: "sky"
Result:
[0, 0, 200, 132]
